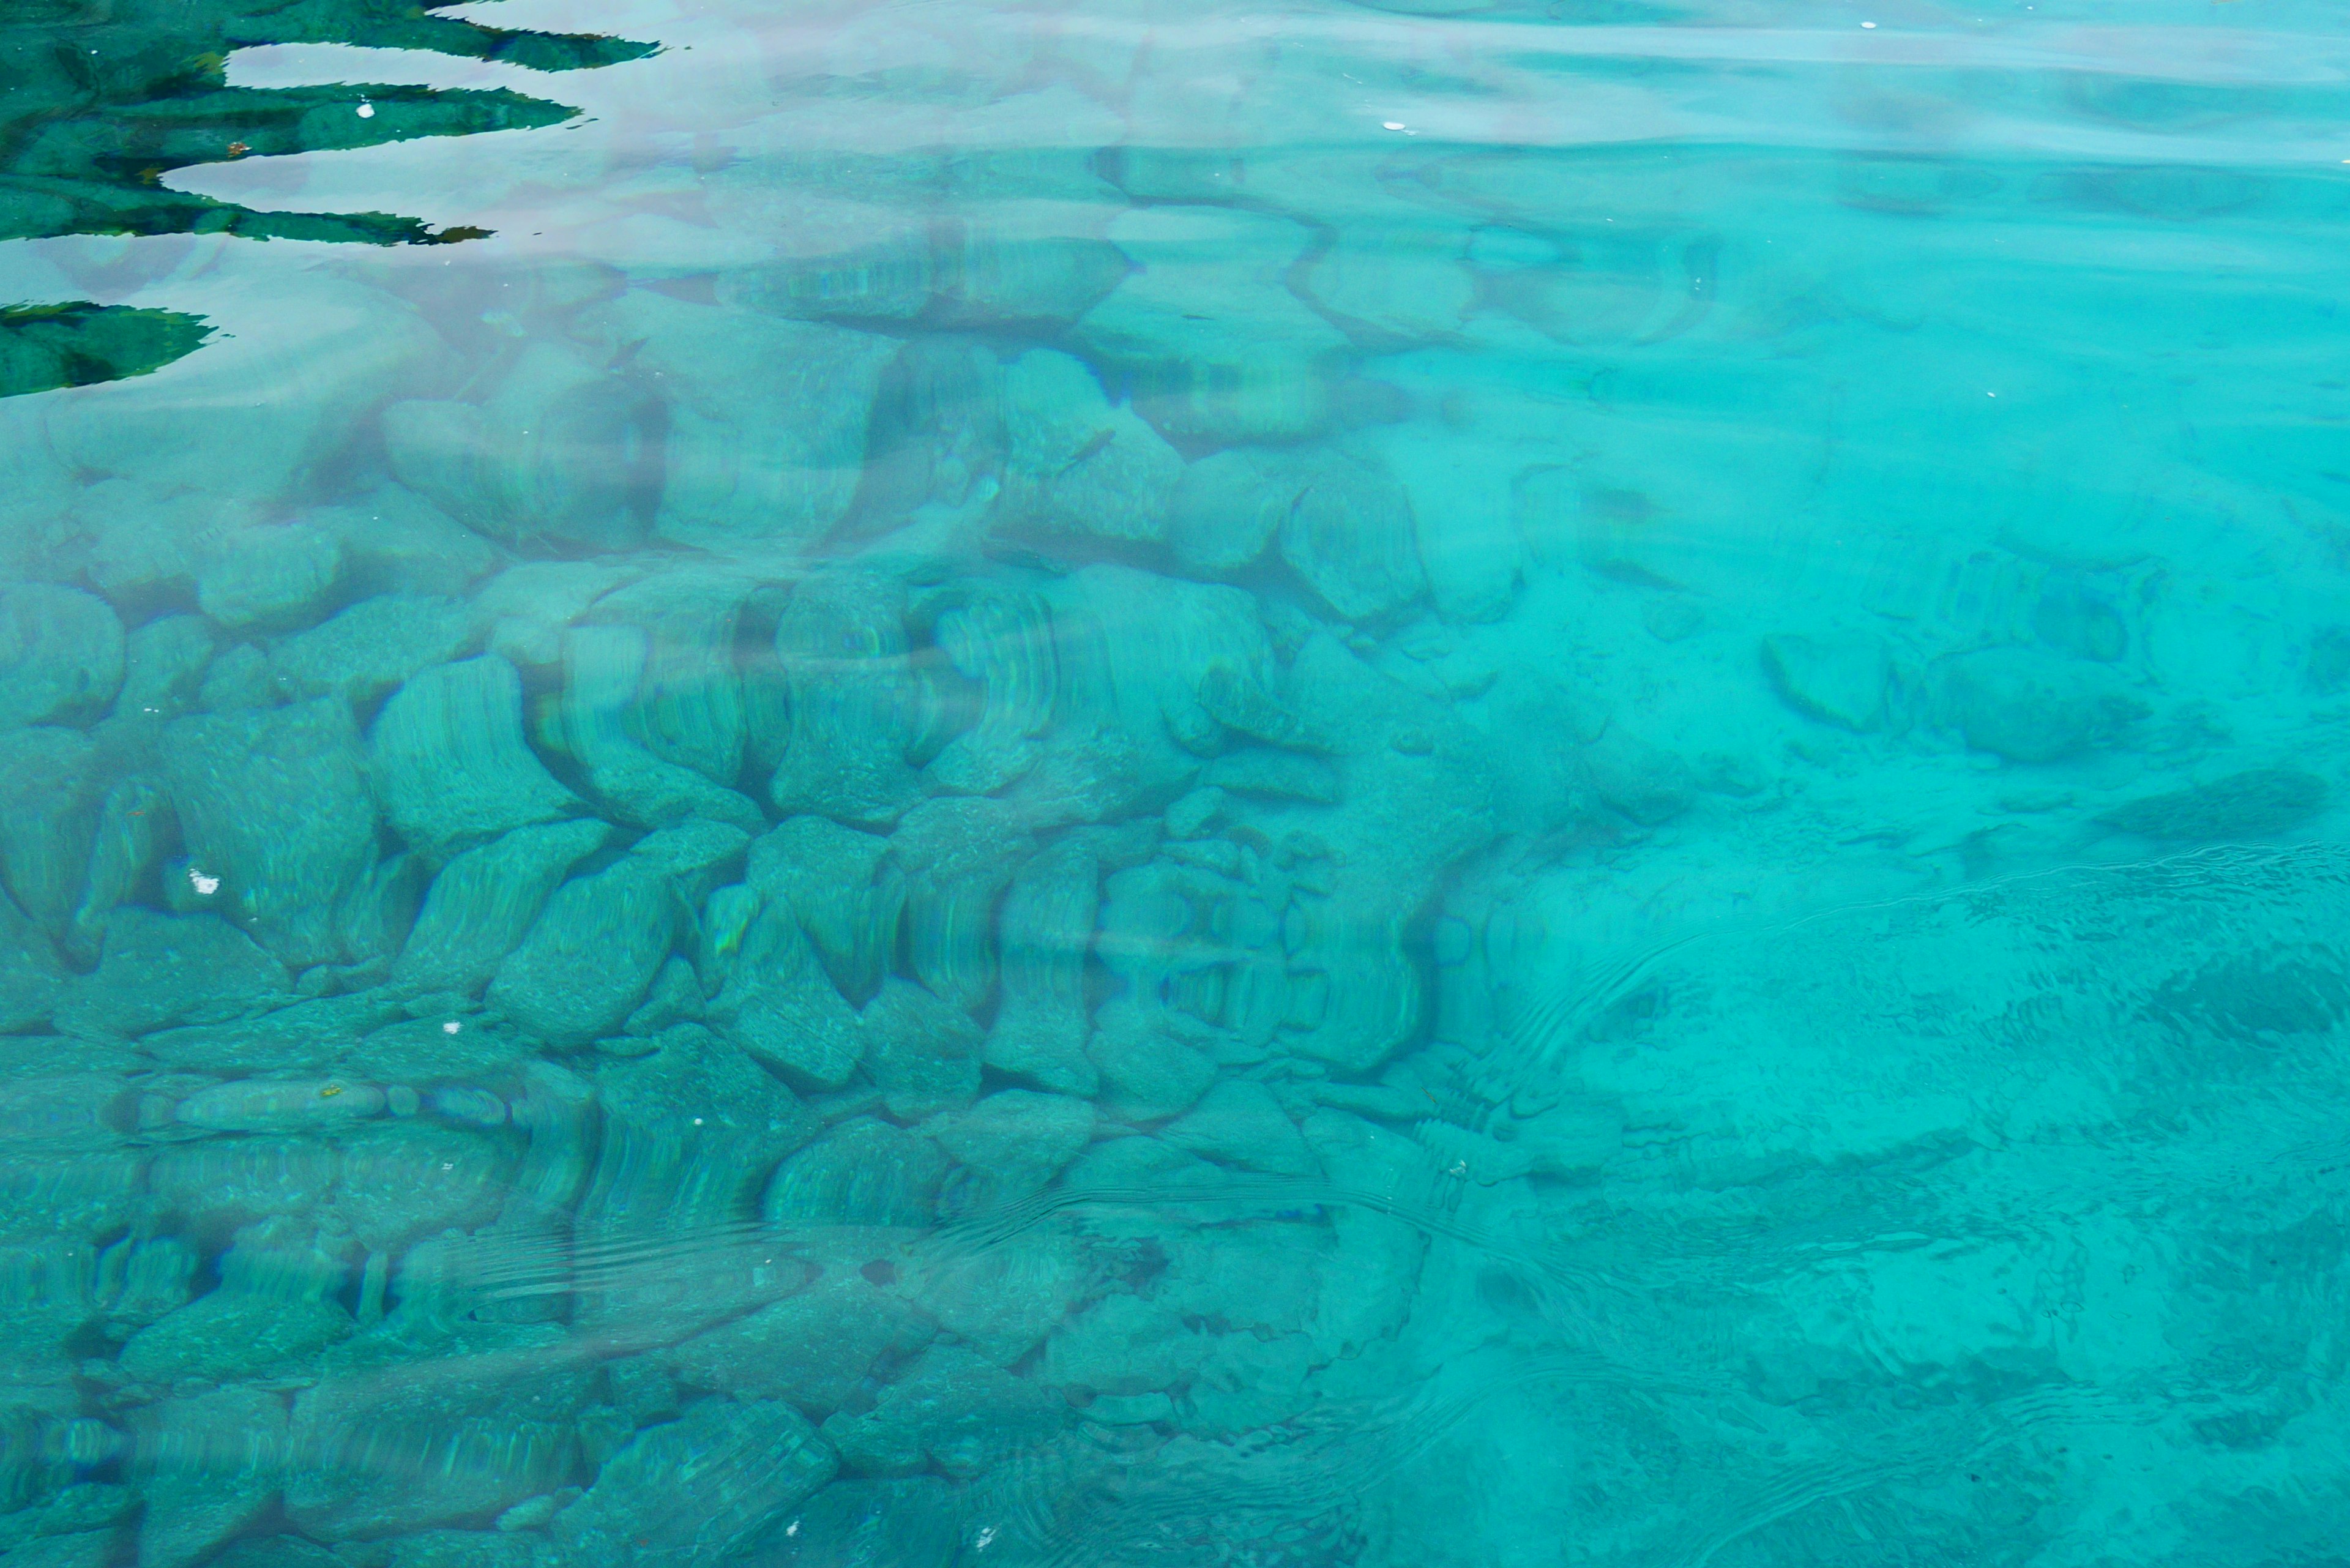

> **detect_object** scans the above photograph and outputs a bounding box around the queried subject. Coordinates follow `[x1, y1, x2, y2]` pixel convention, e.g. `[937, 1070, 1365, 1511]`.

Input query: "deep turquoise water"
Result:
[4, 1, 2350, 1564]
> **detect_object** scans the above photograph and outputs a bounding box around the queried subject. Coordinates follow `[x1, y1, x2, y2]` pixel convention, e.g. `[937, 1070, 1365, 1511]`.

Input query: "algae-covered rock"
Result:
[488, 856, 676, 1045]
[163, 698, 378, 964]
[56, 909, 288, 1039]
[394, 818, 613, 995]
[267, 592, 479, 703]
[371, 656, 583, 861]
[764, 1117, 948, 1231]
[0, 584, 123, 730]
[553, 1396, 837, 1567]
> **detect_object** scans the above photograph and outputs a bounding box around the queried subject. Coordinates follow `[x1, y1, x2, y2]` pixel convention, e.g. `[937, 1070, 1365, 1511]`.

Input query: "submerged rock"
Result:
[1761, 632, 1894, 733]
[394, 818, 614, 996]
[706, 898, 865, 1089]
[488, 856, 677, 1046]
[194, 523, 341, 632]
[2097, 769, 2329, 842]
[558, 623, 764, 832]
[766, 1476, 963, 1567]
[112, 614, 213, 722]
[987, 837, 1102, 1097]
[0, 584, 123, 730]
[579, 292, 893, 554]
[267, 592, 479, 704]
[768, 570, 927, 827]
[930, 1089, 1095, 1209]
[371, 656, 584, 861]
[55, 909, 289, 1039]
[662, 1249, 936, 1417]
[1278, 452, 1425, 622]
[553, 1396, 837, 1567]
[764, 1116, 948, 1231]
[1935, 646, 2146, 763]
[819, 1343, 1064, 1480]
[0, 725, 101, 934]
[1168, 447, 1309, 575]
[921, 583, 1056, 797]
[745, 816, 898, 1008]
[993, 348, 1184, 546]
[859, 976, 983, 1122]
[383, 342, 662, 553]
[164, 698, 380, 965]
[1160, 1078, 1318, 1176]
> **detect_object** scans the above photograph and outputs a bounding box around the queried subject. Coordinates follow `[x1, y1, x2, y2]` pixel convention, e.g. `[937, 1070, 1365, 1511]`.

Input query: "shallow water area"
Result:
[5, 0, 2350, 1563]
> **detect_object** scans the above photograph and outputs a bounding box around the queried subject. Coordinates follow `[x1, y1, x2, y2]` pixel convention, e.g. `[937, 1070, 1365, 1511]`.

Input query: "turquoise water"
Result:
[4, 0, 2350, 1562]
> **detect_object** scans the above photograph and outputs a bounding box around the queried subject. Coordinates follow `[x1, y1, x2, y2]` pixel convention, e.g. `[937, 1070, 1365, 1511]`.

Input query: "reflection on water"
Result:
[0, 0, 651, 393]
[4, 0, 2350, 1562]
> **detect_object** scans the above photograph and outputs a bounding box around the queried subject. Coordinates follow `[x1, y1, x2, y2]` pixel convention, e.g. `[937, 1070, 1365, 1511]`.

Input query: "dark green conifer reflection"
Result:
[0, 0, 653, 395]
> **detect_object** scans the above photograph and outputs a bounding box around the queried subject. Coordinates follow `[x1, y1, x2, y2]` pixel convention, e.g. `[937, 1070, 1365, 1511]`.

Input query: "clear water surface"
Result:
[4, 0, 2350, 1563]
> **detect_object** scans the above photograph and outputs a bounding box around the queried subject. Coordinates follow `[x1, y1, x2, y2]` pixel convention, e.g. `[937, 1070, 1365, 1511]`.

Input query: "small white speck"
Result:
[785, 1523, 799, 1538]
[441, 1162, 453, 1171]
[1987, 391, 1998, 397]
[974, 1526, 998, 1551]
[356, 102, 375, 118]
[442, 1020, 461, 1035]
[1860, 20, 1876, 28]
[693, 1117, 704, 1126]
[1382, 121, 1405, 131]
[187, 868, 220, 897]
